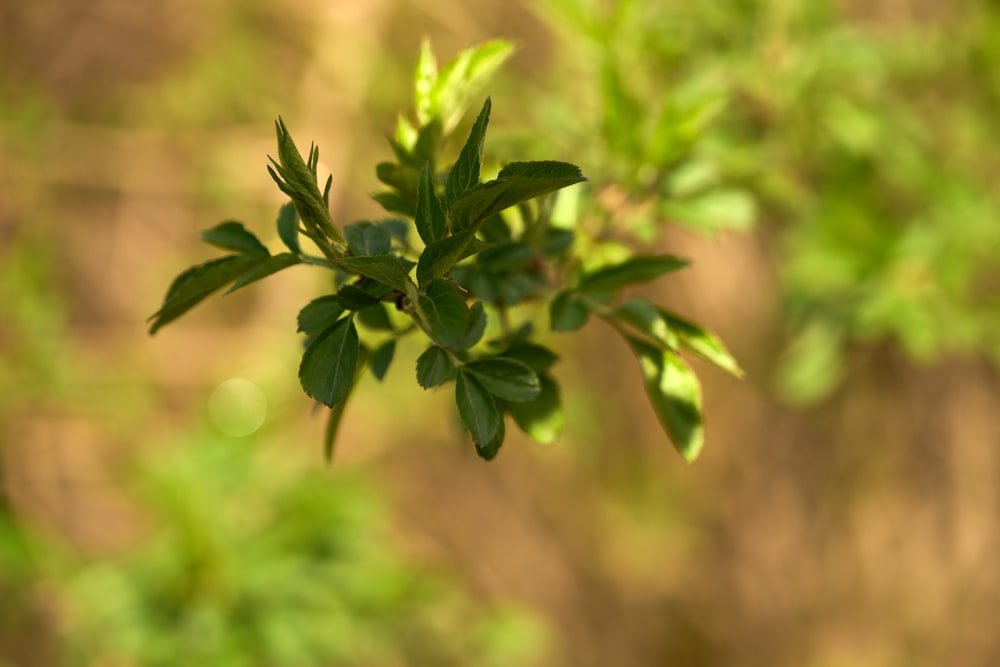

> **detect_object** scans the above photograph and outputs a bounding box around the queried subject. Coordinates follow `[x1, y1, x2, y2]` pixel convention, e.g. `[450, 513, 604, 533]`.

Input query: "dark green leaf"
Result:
[460, 302, 487, 349]
[356, 302, 393, 331]
[416, 229, 485, 287]
[297, 295, 345, 335]
[299, 317, 359, 408]
[499, 344, 559, 373]
[416, 345, 457, 388]
[369, 339, 396, 381]
[375, 162, 416, 195]
[344, 221, 392, 256]
[659, 309, 744, 377]
[614, 298, 678, 349]
[475, 414, 505, 460]
[628, 338, 704, 462]
[276, 202, 300, 253]
[372, 191, 414, 217]
[336, 282, 384, 310]
[464, 358, 540, 402]
[336, 255, 411, 292]
[550, 291, 590, 332]
[225, 253, 301, 294]
[455, 370, 502, 450]
[479, 214, 512, 243]
[508, 375, 563, 445]
[543, 228, 574, 257]
[478, 243, 533, 272]
[418, 279, 469, 350]
[445, 97, 491, 208]
[323, 395, 351, 462]
[201, 221, 269, 256]
[379, 218, 409, 243]
[415, 162, 447, 245]
[579, 255, 688, 296]
[148, 255, 259, 334]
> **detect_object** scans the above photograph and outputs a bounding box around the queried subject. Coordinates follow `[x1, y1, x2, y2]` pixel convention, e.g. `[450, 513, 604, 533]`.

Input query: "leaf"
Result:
[344, 221, 392, 256]
[369, 339, 396, 381]
[579, 255, 689, 296]
[336, 255, 412, 292]
[431, 40, 513, 134]
[464, 358, 541, 402]
[323, 394, 352, 462]
[418, 279, 469, 350]
[416, 345, 457, 388]
[614, 298, 678, 350]
[356, 302, 393, 331]
[148, 255, 260, 334]
[455, 370, 502, 450]
[299, 317, 360, 407]
[336, 282, 384, 310]
[415, 162, 447, 245]
[460, 301, 487, 349]
[628, 338, 704, 462]
[297, 295, 345, 335]
[276, 202, 300, 253]
[508, 375, 563, 445]
[451, 161, 586, 231]
[659, 309, 743, 377]
[499, 344, 559, 373]
[201, 221, 269, 255]
[414, 38, 437, 125]
[478, 243, 534, 272]
[549, 290, 590, 332]
[225, 253, 301, 294]
[445, 97, 491, 209]
[416, 229, 480, 287]
[372, 191, 414, 217]
[475, 413, 505, 460]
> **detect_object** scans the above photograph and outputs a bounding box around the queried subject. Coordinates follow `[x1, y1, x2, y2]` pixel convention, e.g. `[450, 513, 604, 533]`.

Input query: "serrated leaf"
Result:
[659, 309, 743, 377]
[628, 338, 704, 462]
[297, 295, 345, 335]
[508, 375, 563, 444]
[455, 370, 502, 451]
[418, 279, 469, 350]
[460, 302, 487, 349]
[148, 255, 260, 334]
[445, 98, 491, 209]
[416, 345, 457, 388]
[464, 357, 540, 402]
[276, 202, 300, 253]
[499, 344, 559, 373]
[225, 253, 300, 294]
[201, 221, 269, 255]
[579, 255, 689, 296]
[336, 255, 411, 292]
[475, 414, 505, 460]
[369, 339, 396, 381]
[614, 298, 678, 349]
[416, 229, 479, 286]
[451, 161, 586, 231]
[549, 291, 590, 332]
[299, 317, 359, 407]
[415, 162, 447, 245]
[344, 221, 392, 257]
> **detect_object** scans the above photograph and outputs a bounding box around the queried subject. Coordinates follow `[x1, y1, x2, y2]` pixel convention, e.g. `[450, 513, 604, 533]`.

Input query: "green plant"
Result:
[149, 41, 740, 462]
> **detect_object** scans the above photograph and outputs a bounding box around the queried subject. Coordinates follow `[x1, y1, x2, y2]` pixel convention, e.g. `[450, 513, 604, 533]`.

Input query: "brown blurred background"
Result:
[2, 0, 1000, 665]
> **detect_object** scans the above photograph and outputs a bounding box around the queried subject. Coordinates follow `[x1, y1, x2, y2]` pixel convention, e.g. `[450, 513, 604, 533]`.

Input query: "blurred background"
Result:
[2, 0, 1000, 665]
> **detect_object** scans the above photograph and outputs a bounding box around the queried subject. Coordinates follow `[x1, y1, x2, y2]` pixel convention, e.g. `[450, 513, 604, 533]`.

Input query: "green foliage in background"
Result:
[150, 41, 740, 462]
[62, 433, 546, 666]
[537, 0, 1000, 403]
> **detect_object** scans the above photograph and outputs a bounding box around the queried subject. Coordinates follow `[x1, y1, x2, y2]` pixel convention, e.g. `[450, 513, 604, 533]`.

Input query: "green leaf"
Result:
[270, 118, 341, 243]
[508, 375, 563, 445]
[614, 298, 678, 349]
[356, 302, 393, 331]
[628, 338, 704, 462]
[369, 339, 396, 381]
[299, 317, 359, 407]
[432, 39, 514, 134]
[445, 97, 491, 209]
[225, 253, 301, 294]
[416, 345, 457, 388]
[372, 191, 414, 217]
[344, 221, 391, 256]
[550, 291, 590, 332]
[659, 309, 743, 377]
[475, 414, 505, 460]
[451, 161, 586, 231]
[499, 344, 559, 373]
[336, 282, 383, 310]
[416, 229, 480, 287]
[418, 279, 469, 350]
[478, 243, 534, 272]
[464, 358, 541, 402]
[460, 301, 487, 349]
[579, 255, 688, 296]
[276, 202, 300, 253]
[148, 255, 259, 334]
[201, 221, 269, 255]
[455, 370, 502, 451]
[336, 255, 411, 292]
[323, 394, 351, 462]
[415, 162, 447, 245]
[297, 295, 345, 335]
[414, 38, 437, 125]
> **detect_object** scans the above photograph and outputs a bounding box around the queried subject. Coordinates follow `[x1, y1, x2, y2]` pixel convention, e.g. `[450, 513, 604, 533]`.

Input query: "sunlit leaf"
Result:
[659, 308, 743, 377]
[508, 375, 563, 444]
